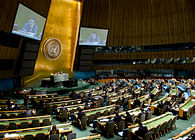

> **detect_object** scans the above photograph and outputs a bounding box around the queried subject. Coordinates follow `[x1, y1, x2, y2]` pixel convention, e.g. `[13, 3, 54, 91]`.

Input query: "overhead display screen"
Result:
[79, 27, 108, 46]
[12, 3, 46, 41]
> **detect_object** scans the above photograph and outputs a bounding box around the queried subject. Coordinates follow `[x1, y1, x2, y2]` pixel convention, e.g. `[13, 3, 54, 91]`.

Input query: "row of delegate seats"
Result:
[28, 92, 58, 99]
[0, 99, 15, 105]
[0, 109, 36, 119]
[96, 108, 153, 137]
[32, 95, 70, 104]
[56, 101, 117, 122]
[151, 95, 195, 119]
[127, 112, 176, 140]
[0, 123, 73, 140]
[72, 105, 118, 129]
[19, 133, 102, 140]
[0, 115, 51, 131]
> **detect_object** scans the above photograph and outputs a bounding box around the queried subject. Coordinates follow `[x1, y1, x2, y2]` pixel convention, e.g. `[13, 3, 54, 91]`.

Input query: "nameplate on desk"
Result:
[100, 119, 109, 122]
[63, 127, 69, 130]
[4, 133, 19, 138]
[131, 127, 139, 133]
[59, 127, 69, 131]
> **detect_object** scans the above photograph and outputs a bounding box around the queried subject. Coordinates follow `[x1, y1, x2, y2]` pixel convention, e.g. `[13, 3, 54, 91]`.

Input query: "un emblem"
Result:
[43, 38, 62, 60]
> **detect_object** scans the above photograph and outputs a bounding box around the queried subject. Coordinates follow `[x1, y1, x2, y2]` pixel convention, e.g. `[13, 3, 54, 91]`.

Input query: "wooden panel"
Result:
[81, 0, 195, 46]
[93, 49, 195, 60]
[93, 64, 195, 70]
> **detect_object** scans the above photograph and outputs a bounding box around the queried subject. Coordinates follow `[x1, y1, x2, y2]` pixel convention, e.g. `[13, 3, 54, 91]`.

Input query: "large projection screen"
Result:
[11, 3, 46, 41]
[79, 27, 108, 46]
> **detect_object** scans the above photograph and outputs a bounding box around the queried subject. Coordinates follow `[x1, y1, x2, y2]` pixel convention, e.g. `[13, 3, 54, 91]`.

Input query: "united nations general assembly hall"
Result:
[0, 0, 195, 140]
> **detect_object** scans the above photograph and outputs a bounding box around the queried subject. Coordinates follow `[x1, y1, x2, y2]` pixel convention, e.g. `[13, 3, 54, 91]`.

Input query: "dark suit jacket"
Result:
[135, 126, 148, 138]
[125, 114, 133, 123]
[114, 115, 122, 125]
[134, 99, 141, 107]
[78, 112, 85, 120]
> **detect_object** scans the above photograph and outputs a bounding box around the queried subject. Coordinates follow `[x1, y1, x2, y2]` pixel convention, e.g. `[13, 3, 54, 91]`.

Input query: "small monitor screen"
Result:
[11, 3, 46, 41]
[79, 27, 108, 46]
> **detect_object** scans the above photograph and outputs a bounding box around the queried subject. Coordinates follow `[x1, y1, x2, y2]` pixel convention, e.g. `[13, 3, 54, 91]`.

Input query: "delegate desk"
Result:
[134, 87, 144, 95]
[150, 96, 172, 113]
[179, 97, 195, 119]
[0, 115, 51, 127]
[0, 99, 15, 105]
[169, 88, 177, 97]
[74, 105, 116, 125]
[36, 95, 70, 103]
[75, 88, 95, 94]
[44, 99, 82, 114]
[57, 103, 86, 113]
[97, 108, 141, 131]
[28, 93, 58, 99]
[0, 123, 72, 139]
[75, 105, 116, 118]
[192, 90, 195, 98]
[57, 100, 104, 114]
[109, 94, 132, 105]
[72, 134, 102, 140]
[0, 109, 36, 118]
[0, 104, 24, 110]
[45, 99, 82, 107]
[128, 112, 176, 139]
[150, 88, 160, 96]
[128, 95, 147, 109]
[50, 73, 69, 83]
[172, 125, 195, 140]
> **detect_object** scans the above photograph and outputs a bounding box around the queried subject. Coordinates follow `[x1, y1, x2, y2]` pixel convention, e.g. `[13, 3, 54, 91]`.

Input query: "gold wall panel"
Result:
[23, 0, 82, 87]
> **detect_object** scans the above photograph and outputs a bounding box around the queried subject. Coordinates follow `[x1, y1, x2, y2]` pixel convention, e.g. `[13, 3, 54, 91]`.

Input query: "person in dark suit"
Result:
[164, 100, 171, 106]
[149, 92, 155, 101]
[157, 100, 164, 114]
[6, 99, 12, 109]
[125, 111, 133, 127]
[125, 111, 133, 123]
[90, 100, 96, 109]
[78, 109, 85, 120]
[114, 112, 122, 125]
[70, 91, 76, 99]
[135, 121, 148, 138]
[179, 94, 186, 104]
[133, 97, 141, 108]
[157, 100, 164, 109]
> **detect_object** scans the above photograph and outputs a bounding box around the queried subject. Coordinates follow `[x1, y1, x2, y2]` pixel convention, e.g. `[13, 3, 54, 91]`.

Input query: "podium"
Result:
[41, 73, 69, 87]
[50, 73, 69, 83]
